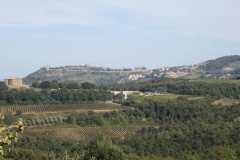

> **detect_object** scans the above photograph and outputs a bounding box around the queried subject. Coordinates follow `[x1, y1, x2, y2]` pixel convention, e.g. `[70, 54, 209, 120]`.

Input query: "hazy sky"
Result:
[1, 0, 240, 79]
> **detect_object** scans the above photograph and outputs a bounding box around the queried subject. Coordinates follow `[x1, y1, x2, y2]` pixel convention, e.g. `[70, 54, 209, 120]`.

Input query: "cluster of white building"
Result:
[128, 74, 144, 80]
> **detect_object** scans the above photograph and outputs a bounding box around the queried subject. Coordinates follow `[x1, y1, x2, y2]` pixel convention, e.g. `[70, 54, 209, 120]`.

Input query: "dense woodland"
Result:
[0, 81, 115, 106]
[1, 77, 240, 159]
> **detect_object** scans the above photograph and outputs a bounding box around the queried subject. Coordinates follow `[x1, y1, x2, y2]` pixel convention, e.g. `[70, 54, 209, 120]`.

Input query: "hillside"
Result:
[1, 77, 240, 159]
[198, 55, 240, 78]
[23, 65, 150, 85]
[23, 55, 240, 85]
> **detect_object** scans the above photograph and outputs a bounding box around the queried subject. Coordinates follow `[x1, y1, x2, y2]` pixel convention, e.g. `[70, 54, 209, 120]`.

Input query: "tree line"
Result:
[102, 77, 240, 100]
[32, 80, 96, 89]
[2, 77, 239, 106]
[0, 82, 117, 106]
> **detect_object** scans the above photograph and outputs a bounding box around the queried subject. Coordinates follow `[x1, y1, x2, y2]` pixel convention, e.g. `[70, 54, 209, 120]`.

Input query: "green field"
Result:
[128, 91, 140, 96]
[183, 73, 201, 79]
[133, 94, 193, 102]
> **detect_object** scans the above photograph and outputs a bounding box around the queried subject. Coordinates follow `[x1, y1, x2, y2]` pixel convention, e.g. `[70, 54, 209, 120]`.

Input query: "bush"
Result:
[49, 117, 54, 124]
[53, 117, 58, 123]
[31, 119, 36, 126]
[40, 119, 45, 125]
[44, 117, 49, 124]
[16, 110, 23, 115]
[35, 119, 41, 125]
[26, 120, 32, 126]
[57, 116, 63, 122]
[23, 121, 27, 126]
[66, 115, 76, 125]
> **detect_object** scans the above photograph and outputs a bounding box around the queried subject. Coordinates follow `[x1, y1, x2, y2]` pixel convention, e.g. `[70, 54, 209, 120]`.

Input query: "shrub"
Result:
[49, 117, 54, 124]
[26, 120, 32, 126]
[31, 119, 36, 126]
[16, 110, 23, 115]
[40, 119, 45, 125]
[44, 117, 49, 124]
[57, 116, 63, 122]
[52, 117, 58, 123]
[35, 119, 41, 125]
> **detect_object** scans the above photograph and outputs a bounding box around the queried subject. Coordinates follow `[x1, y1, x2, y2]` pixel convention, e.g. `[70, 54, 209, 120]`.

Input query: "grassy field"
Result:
[133, 94, 193, 102]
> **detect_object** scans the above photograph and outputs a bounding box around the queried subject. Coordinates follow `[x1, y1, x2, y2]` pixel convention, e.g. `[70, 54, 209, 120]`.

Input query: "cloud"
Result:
[0, 0, 117, 27]
[100, 1, 240, 42]
[0, 0, 240, 42]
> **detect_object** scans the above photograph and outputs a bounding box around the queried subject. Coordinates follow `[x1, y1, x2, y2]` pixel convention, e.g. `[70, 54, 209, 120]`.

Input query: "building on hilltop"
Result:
[135, 66, 147, 70]
[4, 78, 23, 86]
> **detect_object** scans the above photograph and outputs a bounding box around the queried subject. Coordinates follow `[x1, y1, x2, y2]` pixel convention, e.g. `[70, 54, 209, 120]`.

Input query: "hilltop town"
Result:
[23, 55, 240, 85]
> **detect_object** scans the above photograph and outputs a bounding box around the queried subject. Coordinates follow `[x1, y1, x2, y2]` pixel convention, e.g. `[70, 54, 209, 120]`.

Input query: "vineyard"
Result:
[22, 125, 151, 143]
[0, 103, 128, 114]
[212, 98, 239, 106]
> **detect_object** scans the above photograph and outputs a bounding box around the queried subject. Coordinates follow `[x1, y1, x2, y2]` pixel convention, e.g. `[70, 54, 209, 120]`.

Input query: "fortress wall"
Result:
[4, 78, 23, 86]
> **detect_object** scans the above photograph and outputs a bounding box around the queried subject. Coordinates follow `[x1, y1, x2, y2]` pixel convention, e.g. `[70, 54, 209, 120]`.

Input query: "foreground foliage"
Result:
[0, 115, 24, 156]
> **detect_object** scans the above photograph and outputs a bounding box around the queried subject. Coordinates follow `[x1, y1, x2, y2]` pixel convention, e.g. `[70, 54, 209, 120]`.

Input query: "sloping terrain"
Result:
[22, 125, 151, 143]
[23, 55, 240, 85]
[0, 103, 128, 114]
[23, 65, 149, 85]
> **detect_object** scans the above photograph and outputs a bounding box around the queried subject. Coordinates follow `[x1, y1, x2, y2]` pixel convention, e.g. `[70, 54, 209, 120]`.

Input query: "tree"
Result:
[58, 82, 64, 89]
[68, 83, 80, 89]
[0, 82, 8, 92]
[52, 79, 59, 89]
[40, 81, 52, 89]
[83, 139, 126, 160]
[81, 82, 96, 89]
[66, 115, 76, 125]
[0, 91, 6, 101]
[114, 93, 124, 100]
[6, 93, 15, 104]
[31, 82, 40, 88]
[202, 146, 237, 160]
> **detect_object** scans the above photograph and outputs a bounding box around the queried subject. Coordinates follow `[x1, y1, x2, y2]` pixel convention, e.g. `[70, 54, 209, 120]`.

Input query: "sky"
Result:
[1, 0, 240, 79]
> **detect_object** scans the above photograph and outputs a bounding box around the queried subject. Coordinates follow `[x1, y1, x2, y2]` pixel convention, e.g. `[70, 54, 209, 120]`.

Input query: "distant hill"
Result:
[198, 55, 240, 78]
[23, 55, 240, 85]
[23, 65, 151, 85]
